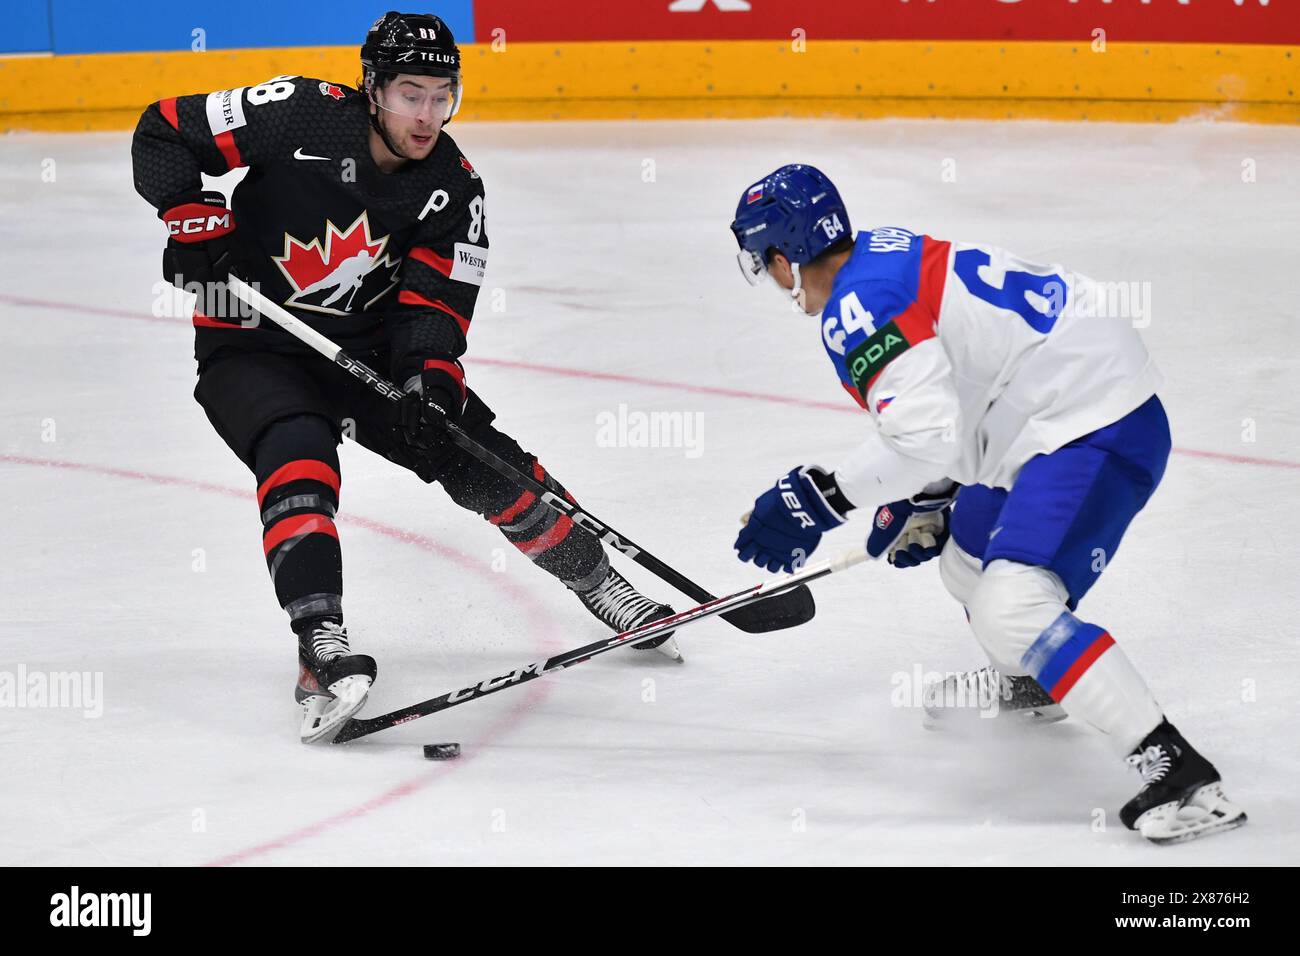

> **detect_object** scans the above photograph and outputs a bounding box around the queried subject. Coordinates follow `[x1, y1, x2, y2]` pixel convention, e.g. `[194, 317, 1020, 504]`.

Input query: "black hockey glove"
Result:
[159, 191, 247, 320]
[160, 191, 242, 284]
[394, 360, 468, 482]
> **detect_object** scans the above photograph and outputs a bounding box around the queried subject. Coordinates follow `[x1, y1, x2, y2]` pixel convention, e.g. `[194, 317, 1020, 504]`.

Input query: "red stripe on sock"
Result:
[490, 488, 536, 526]
[262, 513, 338, 557]
[514, 514, 574, 558]
[257, 460, 341, 508]
[1049, 632, 1115, 701]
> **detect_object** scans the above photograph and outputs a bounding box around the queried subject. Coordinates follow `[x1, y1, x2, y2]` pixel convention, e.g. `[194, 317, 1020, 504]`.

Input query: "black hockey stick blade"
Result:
[718, 583, 815, 632]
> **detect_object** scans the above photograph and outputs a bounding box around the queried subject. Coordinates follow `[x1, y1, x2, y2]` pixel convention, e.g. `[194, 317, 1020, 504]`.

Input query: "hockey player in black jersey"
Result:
[132, 12, 680, 742]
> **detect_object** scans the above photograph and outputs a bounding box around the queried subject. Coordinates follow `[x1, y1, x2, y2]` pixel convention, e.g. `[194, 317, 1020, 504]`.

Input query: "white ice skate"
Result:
[922, 666, 1065, 726]
[577, 563, 683, 662]
[295, 620, 377, 743]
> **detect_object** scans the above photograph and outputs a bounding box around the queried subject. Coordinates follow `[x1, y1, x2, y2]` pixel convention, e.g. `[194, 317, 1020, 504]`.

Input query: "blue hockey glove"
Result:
[736, 466, 852, 573]
[865, 484, 957, 568]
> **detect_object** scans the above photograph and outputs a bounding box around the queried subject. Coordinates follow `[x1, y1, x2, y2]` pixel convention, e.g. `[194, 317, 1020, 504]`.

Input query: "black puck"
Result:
[423, 742, 461, 760]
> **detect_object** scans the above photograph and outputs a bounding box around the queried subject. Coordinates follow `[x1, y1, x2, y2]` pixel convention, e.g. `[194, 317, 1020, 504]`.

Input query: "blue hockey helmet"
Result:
[729, 164, 851, 286]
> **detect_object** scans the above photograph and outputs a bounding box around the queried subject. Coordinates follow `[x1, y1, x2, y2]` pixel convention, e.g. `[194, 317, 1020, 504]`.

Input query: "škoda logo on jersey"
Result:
[846, 320, 909, 395]
[273, 211, 401, 315]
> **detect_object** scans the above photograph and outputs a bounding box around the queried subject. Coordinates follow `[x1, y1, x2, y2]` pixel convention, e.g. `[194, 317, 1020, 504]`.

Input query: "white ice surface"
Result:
[2, 118, 1298, 865]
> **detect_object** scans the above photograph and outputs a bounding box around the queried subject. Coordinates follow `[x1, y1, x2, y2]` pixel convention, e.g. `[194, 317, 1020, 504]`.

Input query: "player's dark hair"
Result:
[359, 70, 398, 94]
[811, 233, 855, 265]
[764, 233, 853, 267]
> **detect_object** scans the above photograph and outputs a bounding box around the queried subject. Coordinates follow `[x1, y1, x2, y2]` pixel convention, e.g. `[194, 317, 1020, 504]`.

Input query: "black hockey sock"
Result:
[254, 416, 345, 627]
[485, 459, 605, 589]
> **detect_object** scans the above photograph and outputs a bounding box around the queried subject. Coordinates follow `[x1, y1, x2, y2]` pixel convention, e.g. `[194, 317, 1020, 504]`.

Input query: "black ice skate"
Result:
[577, 564, 682, 661]
[922, 666, 1066, 725]
[1120, 718, 1246, 844]
[294, 619, 377, 743]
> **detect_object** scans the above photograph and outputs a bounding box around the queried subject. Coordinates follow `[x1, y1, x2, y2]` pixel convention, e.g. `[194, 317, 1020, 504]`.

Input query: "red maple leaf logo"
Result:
[273, 212, 396, 314]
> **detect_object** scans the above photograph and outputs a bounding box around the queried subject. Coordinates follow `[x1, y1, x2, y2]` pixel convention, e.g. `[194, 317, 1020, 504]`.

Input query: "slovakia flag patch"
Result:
[746, 184, 764, 204]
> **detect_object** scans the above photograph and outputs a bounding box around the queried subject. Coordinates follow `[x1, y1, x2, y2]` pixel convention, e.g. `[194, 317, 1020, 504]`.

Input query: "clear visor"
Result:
[372, 77, 461, 122]
[736, 248, 766, 286]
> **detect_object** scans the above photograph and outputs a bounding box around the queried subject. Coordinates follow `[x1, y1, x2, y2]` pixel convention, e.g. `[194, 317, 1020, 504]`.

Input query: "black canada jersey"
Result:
[132, 75, 487, 381]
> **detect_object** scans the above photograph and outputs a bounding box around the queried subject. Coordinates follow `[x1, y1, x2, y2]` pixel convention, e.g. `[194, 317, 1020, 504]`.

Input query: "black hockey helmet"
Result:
[361, 11, 462, 122]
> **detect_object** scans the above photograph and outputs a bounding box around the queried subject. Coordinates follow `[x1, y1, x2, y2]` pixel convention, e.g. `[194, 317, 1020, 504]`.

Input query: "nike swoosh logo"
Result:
[293, 148, 330, 161]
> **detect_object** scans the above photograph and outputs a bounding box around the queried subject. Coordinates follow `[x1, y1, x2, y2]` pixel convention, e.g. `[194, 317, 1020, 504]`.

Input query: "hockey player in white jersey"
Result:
[727, 164, 1245, 844]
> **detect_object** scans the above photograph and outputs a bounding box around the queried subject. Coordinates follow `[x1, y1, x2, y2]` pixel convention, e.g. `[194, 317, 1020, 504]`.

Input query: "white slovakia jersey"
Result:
[820, 228, 1162, 508]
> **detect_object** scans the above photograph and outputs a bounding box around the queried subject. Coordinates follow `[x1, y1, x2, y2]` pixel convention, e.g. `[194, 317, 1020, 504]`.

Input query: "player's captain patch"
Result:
[450, 242, 488, 285]
[845, 320, 910, 397]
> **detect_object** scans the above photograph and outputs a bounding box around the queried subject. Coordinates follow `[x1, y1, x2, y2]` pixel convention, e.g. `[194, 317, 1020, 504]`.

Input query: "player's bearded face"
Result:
[372, 76, 451, 158]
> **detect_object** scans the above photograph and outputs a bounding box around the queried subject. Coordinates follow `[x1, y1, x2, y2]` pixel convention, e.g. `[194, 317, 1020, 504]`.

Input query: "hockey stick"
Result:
[227, 277, 815, 633]
[331, 548, 866, 743]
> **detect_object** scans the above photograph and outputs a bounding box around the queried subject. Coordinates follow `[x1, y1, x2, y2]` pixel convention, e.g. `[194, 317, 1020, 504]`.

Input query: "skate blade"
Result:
[634, 634, 683, 662]
[300, 675, 372, 744]
[920, 683, 1065, 728]
[922, 703, 1067, 729]
[1137, 783, 1248, 845]
[1016, 706, 1067, 724]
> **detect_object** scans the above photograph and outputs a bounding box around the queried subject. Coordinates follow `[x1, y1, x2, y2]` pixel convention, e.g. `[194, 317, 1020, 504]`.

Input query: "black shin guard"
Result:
[438, 429, 605, 590]
[253, 415, 345, 626]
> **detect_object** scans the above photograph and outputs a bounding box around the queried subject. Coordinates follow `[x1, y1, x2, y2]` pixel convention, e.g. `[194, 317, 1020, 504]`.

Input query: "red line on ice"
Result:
[0, 453, 567, 866]
[0, 293, 183, 325]
[4, 292, 1298, 471]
